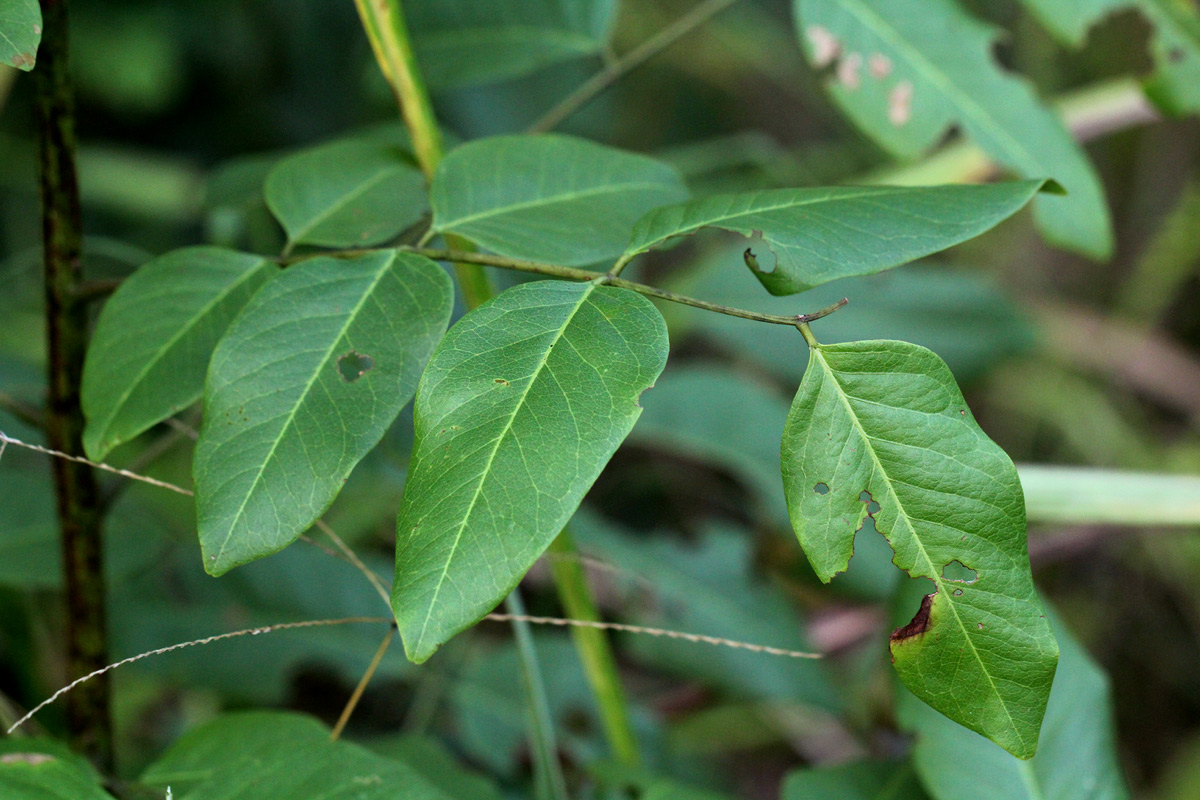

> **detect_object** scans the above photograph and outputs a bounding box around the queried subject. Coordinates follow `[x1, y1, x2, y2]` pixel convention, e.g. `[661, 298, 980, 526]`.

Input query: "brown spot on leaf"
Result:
[10, 52, 35, 69]
[891, 593, 933, 643]
[837, 52, 863, 90]
[888, 80, 913, 126]
[869, 53, 892, 79]
[493, 378, 509, 385]
[806, 25, 840, 68]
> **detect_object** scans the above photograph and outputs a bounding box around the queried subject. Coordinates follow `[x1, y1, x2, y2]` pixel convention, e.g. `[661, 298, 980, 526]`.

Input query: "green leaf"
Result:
[82, 247, 277, 459]
[1015, 0, 1200, 115]
[0, 0, 40, 71]
[0, 738, 113, 800]
[1019, 465, 1200, 526]
[620, 181, 1045, 294]
[782, 760, 928, 800]
[899, 610, 1130, 800]
[781, 338, 1058, 757]
[407, 0, 617, 89]
[391, 279, 669, 663]
[194, 251, 452, 575]
[794, 0, 1113, 259]
[141, 711, 454, 799]
[431, 134, 689, 267]
[265, 140, 427, 250]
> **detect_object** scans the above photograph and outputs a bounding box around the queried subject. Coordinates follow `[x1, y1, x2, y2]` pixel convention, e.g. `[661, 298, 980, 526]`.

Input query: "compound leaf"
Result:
[392, 280, 668, 663]
[0, 0, 40, 71]
[431, 134, 688, 267]
[265, 140, 427, 250]
[82, 247, 276, 459]
[620, 181, 1045, 294]
[794, 0, 1112, 259]
[194, 251, 452, 575]
[781, 338, 1057, 757]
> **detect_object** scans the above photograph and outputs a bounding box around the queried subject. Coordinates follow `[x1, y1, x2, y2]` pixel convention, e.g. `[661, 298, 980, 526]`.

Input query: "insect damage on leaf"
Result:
[336, 351, 375, 383]
[891, 593, 933, 643]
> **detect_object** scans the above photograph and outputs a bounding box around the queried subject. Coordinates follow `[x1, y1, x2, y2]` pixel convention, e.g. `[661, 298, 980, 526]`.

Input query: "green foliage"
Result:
[782, 760, 928, 799]
[781, 339, 1057, 757]
[391, 280, 668, 662]
[81, 247, 277, 459]
[194, 251, 452, 574]
[620, 181, 1048, 293]
[265, 140, 427, 251]
[431, 134, 688, 266]
[793, 0, 1113, 258]
[0, 0, 40, 71]
[1020, 465, 1200, 525]
[407, 0, 616, 89]
[0, 738, 112, 800]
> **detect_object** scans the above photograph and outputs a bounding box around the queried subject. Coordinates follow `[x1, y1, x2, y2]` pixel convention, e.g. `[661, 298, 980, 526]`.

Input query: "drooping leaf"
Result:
[265, 140, 427, 250]
[1015, 0, 1200, 115]
[899, 610, 1130, 800]
[194, 251, 452, 575]
[0, 0, 40, 71]
[781, 338, 1058, 757]
[571, 513, 841, 711]
[407, 0, 617, 89]
[431, 134, 688, 267]
[81, 247, 277, 459]
[140, 712, 454, 799]
[619, 181, 1046, 294]
[0, 738, 113, 800]
[793, 0, 1112, 259]
[392, 279, 669, 663]
[782, 760, 929, 800]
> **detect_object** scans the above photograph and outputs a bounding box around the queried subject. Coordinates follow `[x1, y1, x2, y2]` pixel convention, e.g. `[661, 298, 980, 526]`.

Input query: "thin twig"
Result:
[0, 431, 193, 497]
[330, 627, 395, 742]
[528, 0, 743, 133]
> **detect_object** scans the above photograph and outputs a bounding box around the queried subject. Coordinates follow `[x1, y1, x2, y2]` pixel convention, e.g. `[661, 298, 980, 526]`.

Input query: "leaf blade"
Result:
[194, 251, 452, 575]
[781, 339, 1057, 757]
[622, 181, 1044, 294]
[392, 280, 669, 663]
[0, 0, 40, 71]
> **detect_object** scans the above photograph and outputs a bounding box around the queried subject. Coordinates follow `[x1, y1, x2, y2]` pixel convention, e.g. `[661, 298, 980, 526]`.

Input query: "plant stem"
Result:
[529, 0, 743, 133]
[506, 589, 570, 800]
[34, 0, 112, 771]
[548, 531, 641, 768]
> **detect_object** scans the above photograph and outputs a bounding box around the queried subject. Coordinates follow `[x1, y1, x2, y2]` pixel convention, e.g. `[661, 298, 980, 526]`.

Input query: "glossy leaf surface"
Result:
[794, 0, 1112, 258]
[82, 247, 276, 459]
[900, 612, 1130, 800]
[621, 181, 1044, 294]
[431, 134, 688, 267]
[392, 280, 668, 663]
[781, 339, 1057, 757]
[265, 140, 426, 250]
[140, 712, 452, 799]
[407, 0, 616, 89]
[194, 251, 452, 575]
[0, 0, 39, 70]
[1016, 0, 1200, 114]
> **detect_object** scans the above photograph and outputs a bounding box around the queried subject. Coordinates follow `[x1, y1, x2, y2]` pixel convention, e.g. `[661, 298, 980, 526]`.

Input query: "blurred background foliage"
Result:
[1, 0, 1199, 797]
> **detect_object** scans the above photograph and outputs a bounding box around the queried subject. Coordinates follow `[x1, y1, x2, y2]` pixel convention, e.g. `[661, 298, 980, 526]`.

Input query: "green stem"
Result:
[548, 531, 641, 768]
[528, 0, 743, 133]
[506, 589, 570, 800]
[34, 0, 112, 771]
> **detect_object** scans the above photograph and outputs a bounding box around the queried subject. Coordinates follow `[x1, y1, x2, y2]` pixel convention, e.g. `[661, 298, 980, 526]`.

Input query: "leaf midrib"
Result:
[813, 345, 1027, 752]
[410, 282, 598, 655]
[210, 253, 395, 567]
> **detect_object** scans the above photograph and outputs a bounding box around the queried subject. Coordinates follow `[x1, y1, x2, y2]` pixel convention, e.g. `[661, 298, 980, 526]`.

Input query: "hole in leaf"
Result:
[942, 560, 977, 583]
[858, 490, 881, 514]
[952, 588, 963, 596]
[814, 482, 830, 495]
[337, 351, 374, 383]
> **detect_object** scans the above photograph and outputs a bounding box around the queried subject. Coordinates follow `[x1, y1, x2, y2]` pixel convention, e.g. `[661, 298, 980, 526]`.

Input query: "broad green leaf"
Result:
[642, 781, 735, 800]
[794, 0, 1113, 259]
[1016, 0, 1200, 115]
[0, 0, 40, 70]
[781, 339, 1058, 757]
[265, 140, 427, 250]
[82, 247, 276, 459]
[782, 760, 928, 800]
[194, 251, 452, 575]
[431, 134, 689, 267]
[141, 712, 453, 799]
[392, 279, 669, 663]
[620, 181, 1045, 295]
[407, 0, 616, 89]
[1019, 465, 1200, 526]
[0, 738, 112, 800]
[899, 611, 1130, 800]
[572, 513, 841, 711]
